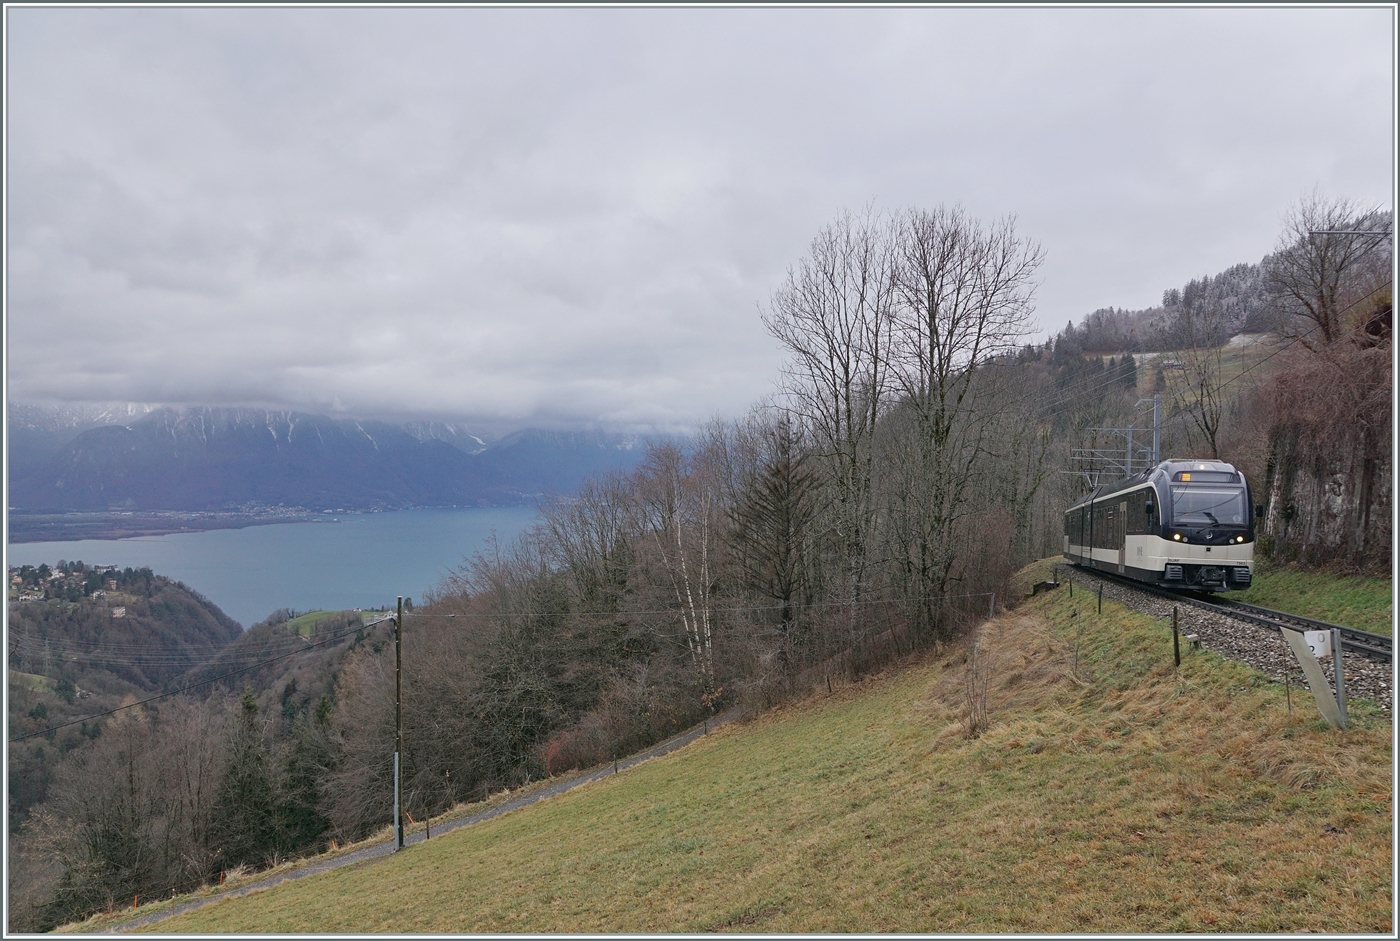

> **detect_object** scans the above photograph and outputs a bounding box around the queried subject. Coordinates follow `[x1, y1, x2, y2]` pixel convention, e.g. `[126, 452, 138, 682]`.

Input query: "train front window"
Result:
[1170, 487, 1246, 525]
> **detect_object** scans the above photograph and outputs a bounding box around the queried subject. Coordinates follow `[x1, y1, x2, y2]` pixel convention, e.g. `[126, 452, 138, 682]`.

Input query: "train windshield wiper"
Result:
[1202, 511, 1218, 524]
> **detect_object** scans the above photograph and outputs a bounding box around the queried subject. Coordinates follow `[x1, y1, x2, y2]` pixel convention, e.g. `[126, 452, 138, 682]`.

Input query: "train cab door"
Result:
[1117, 500, 1127, 573]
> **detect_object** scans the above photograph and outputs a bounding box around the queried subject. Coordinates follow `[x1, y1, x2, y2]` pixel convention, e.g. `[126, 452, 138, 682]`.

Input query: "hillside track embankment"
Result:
[97, 706, 743, 934]
[1054, 563, 1391, 716]
[1207, 596, 1392, 660]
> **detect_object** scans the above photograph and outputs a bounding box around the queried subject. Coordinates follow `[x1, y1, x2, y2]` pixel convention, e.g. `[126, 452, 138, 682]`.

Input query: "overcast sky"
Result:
[5, 5, 1393, 433]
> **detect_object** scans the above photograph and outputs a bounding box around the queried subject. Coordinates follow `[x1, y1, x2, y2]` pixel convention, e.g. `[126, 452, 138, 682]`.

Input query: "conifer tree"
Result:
[731, 420, 820, 632]
[211, 690, 279, 868]
[277, 719, 331, 852]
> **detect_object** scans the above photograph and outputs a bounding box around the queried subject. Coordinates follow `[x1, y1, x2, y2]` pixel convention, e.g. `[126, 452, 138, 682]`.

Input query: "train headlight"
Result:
[1235, 535, 1245, 543]
[1172, 532, 1182, 541]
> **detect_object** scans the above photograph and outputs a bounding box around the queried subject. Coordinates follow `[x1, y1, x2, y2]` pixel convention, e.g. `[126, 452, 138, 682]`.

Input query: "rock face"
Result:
[8, 406, 648, 512]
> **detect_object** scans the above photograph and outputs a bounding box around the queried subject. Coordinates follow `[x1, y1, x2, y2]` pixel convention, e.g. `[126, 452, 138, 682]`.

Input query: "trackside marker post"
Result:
[1172, 607, 1180, 669]
[1331, 628, 1347, 727]
[1280, 627, 1345, 728]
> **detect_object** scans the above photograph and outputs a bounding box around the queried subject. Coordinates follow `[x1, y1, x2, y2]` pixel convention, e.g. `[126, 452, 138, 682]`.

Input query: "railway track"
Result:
[1086, 570, 1392, 662]
[1206, 597, 1392, 661]
[1056, 563, 1392, 715]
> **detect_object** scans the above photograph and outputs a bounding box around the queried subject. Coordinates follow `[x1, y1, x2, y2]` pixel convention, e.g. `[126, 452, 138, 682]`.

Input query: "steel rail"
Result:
[1063, 565, 1393, 663]
[1208, 597, 1392, 660]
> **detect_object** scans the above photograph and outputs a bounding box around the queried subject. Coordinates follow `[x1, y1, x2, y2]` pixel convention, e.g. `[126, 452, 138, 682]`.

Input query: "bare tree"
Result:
[43, 711, 167, 921]
[885, 205, 1044, 634]
[763, 206, 898, 603]
[1171, 291, 1236, 459]
[542, 472, 636, 616]
[635, 443, 717, 694]
[155, 697, 229, 888]
[1265, 189, 1391, 349]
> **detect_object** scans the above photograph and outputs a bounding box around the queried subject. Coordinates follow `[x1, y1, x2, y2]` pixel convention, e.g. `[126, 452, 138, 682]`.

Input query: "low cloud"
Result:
[5, 7, 1392, 432]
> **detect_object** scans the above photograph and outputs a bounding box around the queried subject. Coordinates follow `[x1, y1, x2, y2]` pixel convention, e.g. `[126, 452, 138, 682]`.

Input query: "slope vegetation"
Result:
[104, 561, 1390, 934]
[7, 566, 243, 830]
[1237, 563, 1393, 636]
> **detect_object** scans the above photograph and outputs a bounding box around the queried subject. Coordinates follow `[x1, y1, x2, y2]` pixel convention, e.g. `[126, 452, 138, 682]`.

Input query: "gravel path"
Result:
[101, 706, 743, 934]
[1053, 563, 1392, 716]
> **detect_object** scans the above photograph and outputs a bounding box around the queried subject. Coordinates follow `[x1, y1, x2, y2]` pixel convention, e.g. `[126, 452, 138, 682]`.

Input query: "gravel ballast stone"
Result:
[1052, 564, 1391, 717]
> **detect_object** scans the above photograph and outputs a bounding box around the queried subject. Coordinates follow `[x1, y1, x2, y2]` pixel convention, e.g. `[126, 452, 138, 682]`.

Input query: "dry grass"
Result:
[126, 559, 1391, 934]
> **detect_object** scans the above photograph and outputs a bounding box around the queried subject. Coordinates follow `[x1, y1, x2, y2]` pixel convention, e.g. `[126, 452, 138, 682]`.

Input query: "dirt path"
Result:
[101, 707, 742, 934]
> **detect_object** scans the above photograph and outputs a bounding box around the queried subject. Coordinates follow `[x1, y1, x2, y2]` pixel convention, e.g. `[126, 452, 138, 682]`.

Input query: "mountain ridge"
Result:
[8, 405, 652, 512]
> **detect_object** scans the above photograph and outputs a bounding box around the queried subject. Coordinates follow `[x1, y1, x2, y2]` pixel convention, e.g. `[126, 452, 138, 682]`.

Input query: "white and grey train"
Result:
[1064, 459, 1254, 591]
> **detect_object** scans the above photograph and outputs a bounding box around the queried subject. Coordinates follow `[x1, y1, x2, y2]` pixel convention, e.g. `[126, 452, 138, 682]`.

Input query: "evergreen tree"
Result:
[276, 719, 331, 853]
[730, 420, 819, 632]
[211, 691, 279, 869]
[1119, 354, 1138, 390]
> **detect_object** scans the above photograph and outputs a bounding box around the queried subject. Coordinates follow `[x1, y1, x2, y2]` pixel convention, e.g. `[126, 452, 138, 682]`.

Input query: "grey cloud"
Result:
[6, 6, 1392, 431]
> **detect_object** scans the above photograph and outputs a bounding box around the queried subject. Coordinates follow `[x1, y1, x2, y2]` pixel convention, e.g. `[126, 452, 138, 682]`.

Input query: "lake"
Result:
[5, 506, 541, 628]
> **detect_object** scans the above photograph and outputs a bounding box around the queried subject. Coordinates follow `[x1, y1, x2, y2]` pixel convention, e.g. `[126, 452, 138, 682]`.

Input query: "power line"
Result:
[8, 616, 394, 744]
[6, 623, 368, 669]
[402, 590, 997, 621]
[1150, 281, 1391, 439]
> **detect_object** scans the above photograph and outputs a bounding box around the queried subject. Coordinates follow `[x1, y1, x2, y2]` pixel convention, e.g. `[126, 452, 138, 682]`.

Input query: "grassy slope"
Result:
[284, 608, 372, 637]
[285, 609, 356, 636]
[7, 669, 54, 691]
[126, 559, 1391, 934]
[1236, 565, 1393, 637]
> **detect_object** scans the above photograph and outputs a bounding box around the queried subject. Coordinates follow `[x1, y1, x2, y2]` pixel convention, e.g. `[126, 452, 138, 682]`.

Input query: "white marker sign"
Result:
[1303, 630, 1332, 659]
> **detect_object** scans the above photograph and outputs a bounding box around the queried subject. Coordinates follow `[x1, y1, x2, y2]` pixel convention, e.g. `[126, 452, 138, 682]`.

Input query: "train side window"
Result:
[1128, 491, 1147, 534]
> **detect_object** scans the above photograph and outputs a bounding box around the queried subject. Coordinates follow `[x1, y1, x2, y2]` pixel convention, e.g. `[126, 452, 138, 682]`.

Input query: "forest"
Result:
[5, 193, 1391, 932]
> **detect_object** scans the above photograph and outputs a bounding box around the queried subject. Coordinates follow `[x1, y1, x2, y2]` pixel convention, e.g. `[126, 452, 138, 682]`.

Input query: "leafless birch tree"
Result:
[636, 443, 716, 694]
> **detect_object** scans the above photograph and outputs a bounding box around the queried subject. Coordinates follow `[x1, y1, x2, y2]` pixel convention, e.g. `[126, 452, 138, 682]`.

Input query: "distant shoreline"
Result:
[6, 510, 322, 543]
[6, 504, 537, 544]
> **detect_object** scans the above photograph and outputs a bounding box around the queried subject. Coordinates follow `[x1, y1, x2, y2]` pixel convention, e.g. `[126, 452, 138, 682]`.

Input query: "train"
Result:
[1063, 459, 1255, 591]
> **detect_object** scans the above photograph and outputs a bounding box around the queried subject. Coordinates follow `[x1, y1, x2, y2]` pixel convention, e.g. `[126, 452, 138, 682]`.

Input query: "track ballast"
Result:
[1054, 563, 1392, 716]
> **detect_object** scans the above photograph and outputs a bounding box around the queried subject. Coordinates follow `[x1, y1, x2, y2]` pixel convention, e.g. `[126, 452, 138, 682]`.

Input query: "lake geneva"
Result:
[5, 506, 540, 628]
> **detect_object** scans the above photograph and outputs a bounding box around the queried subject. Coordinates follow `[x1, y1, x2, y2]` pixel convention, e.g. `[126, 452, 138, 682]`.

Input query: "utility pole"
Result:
[1136, 395, 1161, 465]
[1066, 393, 1162, 490]
[395, 595, 403, 851]
[1152, 394, 1160, 465]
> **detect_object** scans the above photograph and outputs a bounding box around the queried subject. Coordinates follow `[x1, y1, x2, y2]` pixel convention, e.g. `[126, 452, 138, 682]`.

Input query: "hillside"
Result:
[172, 607, 389, 722]
[7, 565, 243, 691]
[5, 402, 162, 482]
[103, 561, 1391, 934]
[7, 565, 243, 828]
[8, 408, 503, 511]
[7, 405, 648, 513]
